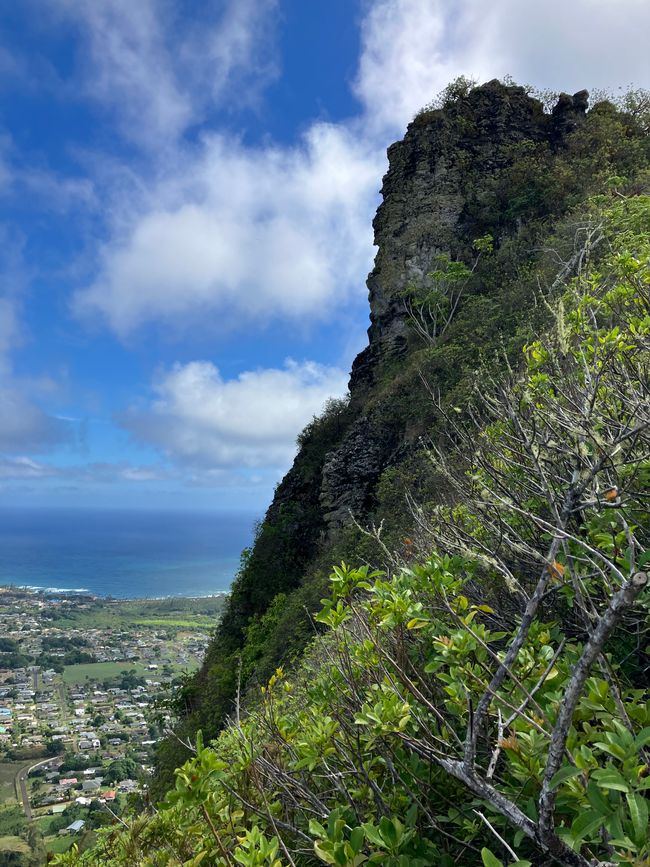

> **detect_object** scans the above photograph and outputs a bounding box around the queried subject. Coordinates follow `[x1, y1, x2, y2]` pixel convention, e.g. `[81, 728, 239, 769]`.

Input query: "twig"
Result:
[538, 572, 648, 847]
[474, 809, 519, 861]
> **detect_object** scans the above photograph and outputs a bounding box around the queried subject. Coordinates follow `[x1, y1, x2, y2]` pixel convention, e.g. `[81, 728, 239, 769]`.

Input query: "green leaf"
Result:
[406, 618, 429, 630]
[314, 842, 337, 865]
[379, 816, 398, 848]
[586, 781, 611, 815]
[626, 791, 649, 846]
[548, 765, 582, 790]
[633, 726, 650, 750]
[481, 849, 504, 867]
[309, 820, 327, 838]
[570, 809, 604, 843]
[592, 767, 630, 792]
[361, 824, 384, 849]
[350, 827, 364, 855]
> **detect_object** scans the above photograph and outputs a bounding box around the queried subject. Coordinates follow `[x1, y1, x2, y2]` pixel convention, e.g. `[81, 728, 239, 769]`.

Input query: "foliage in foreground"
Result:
[56, 196, 650, 866]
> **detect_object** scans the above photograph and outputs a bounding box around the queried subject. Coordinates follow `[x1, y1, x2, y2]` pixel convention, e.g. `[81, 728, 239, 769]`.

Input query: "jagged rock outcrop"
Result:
[329, 80, 588, 528]
[350, 80, 587, 394]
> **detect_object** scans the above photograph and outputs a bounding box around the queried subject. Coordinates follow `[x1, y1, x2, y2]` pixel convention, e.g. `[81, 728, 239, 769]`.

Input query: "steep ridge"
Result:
[154, 79, 650, 791]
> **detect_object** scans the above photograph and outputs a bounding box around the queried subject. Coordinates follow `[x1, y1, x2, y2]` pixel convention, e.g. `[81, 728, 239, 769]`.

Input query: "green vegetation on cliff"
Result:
[54, 188, 650, 866]
[153, 81, 650, 796]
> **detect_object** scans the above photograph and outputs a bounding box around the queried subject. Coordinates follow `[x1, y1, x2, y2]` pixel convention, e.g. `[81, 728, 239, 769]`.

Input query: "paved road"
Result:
[15, 757, 62, 820]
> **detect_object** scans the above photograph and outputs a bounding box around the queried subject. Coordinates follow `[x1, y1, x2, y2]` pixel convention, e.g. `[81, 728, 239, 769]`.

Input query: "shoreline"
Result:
[0, 583, 229, 602]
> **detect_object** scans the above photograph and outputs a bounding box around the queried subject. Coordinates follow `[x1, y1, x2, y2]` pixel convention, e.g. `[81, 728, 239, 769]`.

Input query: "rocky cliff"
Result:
[154, 79, 649, 792]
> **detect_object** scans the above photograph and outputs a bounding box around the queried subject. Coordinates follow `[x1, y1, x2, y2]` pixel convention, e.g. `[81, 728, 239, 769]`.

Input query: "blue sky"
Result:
[1, 0, 648, 513]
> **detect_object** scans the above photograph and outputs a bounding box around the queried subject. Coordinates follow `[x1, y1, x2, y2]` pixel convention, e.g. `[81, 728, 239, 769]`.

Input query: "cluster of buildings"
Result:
[0, 587, 211, 825]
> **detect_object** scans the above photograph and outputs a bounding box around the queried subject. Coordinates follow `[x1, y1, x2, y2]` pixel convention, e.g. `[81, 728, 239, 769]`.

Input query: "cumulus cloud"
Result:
[120, 359, 349, 470]
[71, 0, 650, 339]
[355, 0, 650, 135]
[73, 125, 381, 334]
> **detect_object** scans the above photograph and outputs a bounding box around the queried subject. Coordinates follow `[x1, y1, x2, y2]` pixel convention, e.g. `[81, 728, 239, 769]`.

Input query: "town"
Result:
[0, 586, 223, 860]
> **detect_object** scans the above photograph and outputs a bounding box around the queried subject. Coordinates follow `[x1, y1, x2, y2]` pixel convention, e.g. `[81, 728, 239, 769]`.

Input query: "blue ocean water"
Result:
[0, 508, 257, 598]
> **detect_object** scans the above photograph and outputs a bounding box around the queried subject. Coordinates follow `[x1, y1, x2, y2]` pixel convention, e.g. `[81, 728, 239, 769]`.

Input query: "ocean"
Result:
[0, 508, 257, 598]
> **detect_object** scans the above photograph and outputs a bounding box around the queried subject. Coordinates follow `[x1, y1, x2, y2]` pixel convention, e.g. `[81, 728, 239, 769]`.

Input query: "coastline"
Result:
[0, 583, 230, 602]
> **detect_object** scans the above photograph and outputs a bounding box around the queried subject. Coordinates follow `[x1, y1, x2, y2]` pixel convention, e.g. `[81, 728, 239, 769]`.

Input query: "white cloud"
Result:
[355, 0, 464, 135]
[50, 0, 278, 147]
[120, 359, 349, 470]
[0, 457, 173, 483]
[471, 0, 650, 97]
[355, 0, 650, 136]
[0, 387, 68, 452]
[74, 124, 381, 334]
[0, 456, 57, 480]
[72, 0, 650, 340]
[52, 0, 191, 145]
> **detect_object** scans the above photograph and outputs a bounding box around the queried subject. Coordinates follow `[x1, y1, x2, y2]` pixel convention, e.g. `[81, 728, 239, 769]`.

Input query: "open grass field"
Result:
[62, 661, 149, 684]
[46, 595, 226, 632]
[133, 617, 215, 628]
[36, 814, 57, 835]
[45, 834, 74, 854]
[0, 761, 24, 804]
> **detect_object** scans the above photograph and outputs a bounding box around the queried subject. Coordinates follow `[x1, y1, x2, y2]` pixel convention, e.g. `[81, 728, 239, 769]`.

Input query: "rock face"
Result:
[350, 81, 587, 394]
[325, 80, 587, 528]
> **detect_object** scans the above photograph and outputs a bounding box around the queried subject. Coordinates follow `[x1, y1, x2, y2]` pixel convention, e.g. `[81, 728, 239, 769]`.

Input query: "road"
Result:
[15, 757, 56, 820]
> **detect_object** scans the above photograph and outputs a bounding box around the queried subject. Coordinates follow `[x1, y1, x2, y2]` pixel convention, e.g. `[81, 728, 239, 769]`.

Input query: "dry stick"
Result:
[218, 778, 313, 844]
[201, 803, 234, 866]
[398, 734, 592, 867]
[474, 809, 520, 861]
[538, 571, 648, 849]
[258, 785, 298, 867]
[486, 711, 504, 781]
[235, 654, 243, 728]
[503, 639, 566, 729]
[463, 520, 570, 772]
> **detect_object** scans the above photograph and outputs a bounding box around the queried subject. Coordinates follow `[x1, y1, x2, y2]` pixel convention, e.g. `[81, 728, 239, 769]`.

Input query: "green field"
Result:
[62, 661, 149, 684]
[62, 658, 198, 684]
[45, 834, 74, 854]
[133, 617, 215, 628]
[0, 761, 25, 804]
[45, 595, 226, 632]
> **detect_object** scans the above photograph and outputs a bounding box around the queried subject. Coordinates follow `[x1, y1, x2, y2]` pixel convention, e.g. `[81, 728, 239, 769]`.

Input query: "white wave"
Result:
[14, 584, 91, 594]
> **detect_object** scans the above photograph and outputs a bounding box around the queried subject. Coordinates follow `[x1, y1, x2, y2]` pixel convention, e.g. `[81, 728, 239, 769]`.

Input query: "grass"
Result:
[133, 618, 214, 628]
[0, 761, 26, 804]
[36, 814, 57, 834]
[0, 834, 30, 853]
[46, 596, 226, 632]
[45, 834, 74, 854]
[62, 661, 149, 684]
